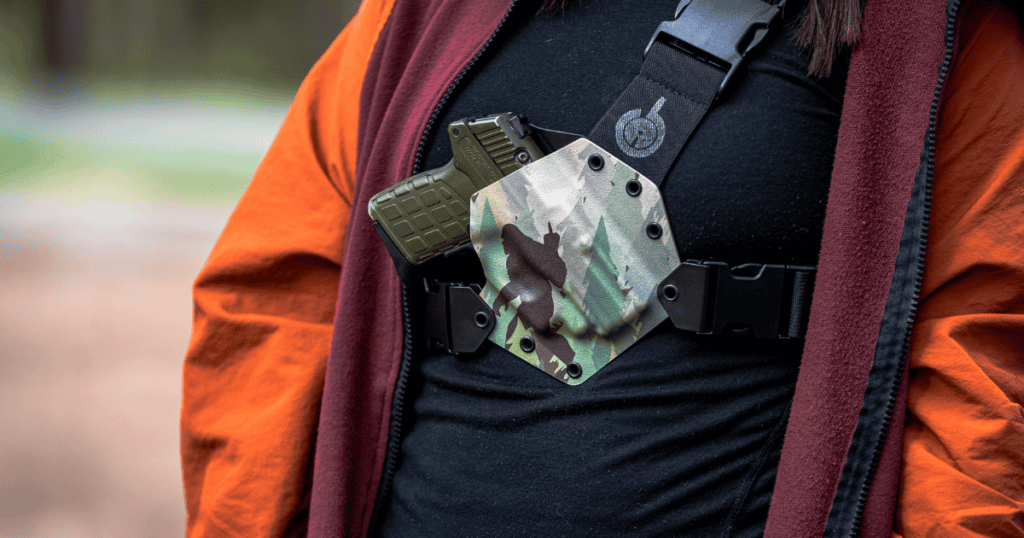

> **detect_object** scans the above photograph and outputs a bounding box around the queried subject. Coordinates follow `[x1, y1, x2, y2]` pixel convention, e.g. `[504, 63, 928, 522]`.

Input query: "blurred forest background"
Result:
[1, 1, 358, 536]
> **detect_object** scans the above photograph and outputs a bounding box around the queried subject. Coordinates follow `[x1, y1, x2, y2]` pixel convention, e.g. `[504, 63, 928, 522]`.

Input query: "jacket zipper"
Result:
[843, 0, 962, 535]
[365, 1, 521, 535]
[409, 2, 520, 175]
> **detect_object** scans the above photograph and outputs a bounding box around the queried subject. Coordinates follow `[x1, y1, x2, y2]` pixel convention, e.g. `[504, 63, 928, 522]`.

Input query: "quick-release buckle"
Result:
[657, 260, 815, 339]
[423, 279, 496, 354]
[645, 0, 787, 99]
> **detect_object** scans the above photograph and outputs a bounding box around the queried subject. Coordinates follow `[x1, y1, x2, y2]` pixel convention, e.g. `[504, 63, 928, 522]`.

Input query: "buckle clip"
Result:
[645, 0, 787, 99]
[423, 279, 496, 354]
[657, 260, 814, 339]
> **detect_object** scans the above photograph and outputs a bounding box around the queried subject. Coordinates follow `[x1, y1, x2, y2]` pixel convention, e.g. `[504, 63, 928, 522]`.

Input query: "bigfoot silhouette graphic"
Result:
[494, 222, 576, 374]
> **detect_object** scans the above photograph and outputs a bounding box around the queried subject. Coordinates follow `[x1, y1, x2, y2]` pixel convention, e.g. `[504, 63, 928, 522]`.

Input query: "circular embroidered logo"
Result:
[615, 96, 667, 158]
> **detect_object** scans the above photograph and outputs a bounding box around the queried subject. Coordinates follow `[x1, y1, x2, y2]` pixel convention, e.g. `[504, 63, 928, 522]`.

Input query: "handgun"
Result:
[368, 112, 579, 279]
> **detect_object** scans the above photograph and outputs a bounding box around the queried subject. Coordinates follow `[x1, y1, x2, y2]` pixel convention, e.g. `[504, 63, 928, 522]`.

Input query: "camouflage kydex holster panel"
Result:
[468, 139, 681, 385]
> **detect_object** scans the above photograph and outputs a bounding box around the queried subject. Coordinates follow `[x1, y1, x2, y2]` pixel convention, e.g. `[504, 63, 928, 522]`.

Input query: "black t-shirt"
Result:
[381, 1, 849, 536]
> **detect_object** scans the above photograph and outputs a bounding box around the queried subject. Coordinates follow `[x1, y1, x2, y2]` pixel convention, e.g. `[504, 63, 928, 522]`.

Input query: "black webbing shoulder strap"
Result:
[586, 0, 815, 339]
[589, 0, 787, 186]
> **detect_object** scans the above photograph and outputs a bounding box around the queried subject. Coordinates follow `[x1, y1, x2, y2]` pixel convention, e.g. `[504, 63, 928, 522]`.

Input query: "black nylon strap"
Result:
[588, 41, 724, 186]
[657, 261, 817, 339]
[786, 268, 815, 338]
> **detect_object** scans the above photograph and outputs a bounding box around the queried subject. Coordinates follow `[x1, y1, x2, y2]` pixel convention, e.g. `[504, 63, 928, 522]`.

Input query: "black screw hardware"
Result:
[474, 311, 490, 328]
[626, 178, 642, 197]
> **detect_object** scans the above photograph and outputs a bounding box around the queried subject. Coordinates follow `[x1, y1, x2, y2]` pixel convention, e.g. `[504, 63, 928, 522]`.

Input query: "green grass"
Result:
[0, 133, 47, 180]
[0, 132, 261, 207]
[0, 76, 298, 208]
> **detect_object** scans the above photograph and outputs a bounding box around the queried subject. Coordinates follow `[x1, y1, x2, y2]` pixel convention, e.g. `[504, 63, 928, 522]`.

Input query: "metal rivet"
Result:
[625, 178, 642, 197]
[452, 127, 461, 136]
[587, 154, 604, 171]
[515, 149, 531, 164]
[566, 362, 582, 379]
[520, 336, 536, 353]
[646, 222, 663, 240]
[474, 311, 490, 328]
[662, 284, 678, 301]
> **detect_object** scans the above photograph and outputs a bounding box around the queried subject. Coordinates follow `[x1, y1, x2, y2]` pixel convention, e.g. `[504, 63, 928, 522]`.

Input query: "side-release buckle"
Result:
[645, 0, 787, 99]
[657, 260, 815, 339]
[423, 279, 496, 354]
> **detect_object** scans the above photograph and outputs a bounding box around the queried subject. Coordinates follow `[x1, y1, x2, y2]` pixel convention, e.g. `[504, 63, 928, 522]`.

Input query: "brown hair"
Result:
[541, 0, 864, 78]
[794, 0, 863, 77]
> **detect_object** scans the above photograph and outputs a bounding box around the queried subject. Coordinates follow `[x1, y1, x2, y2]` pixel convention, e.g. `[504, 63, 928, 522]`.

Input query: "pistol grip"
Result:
[367, 160, 475, 268]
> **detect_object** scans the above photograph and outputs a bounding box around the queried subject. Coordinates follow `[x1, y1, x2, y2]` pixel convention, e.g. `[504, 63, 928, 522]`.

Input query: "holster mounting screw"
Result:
[474, 311, 490, 328]
[625, 178, 642, 197]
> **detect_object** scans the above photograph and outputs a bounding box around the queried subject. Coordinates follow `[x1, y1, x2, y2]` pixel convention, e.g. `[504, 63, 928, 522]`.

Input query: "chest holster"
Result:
[370, 0, 815, 360]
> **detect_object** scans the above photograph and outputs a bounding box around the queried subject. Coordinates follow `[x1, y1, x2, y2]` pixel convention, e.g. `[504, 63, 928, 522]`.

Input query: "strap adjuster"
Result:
[423, 280, 495, 354]
[657, 260, 815, 339]
[645, 0, 787, 99]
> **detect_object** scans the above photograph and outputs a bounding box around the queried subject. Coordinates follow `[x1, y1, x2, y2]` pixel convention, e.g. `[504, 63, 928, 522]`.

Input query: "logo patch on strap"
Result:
[615, 96, 667, 158]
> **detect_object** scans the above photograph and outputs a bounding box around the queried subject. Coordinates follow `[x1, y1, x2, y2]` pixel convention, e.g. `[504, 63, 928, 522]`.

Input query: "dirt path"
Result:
[1, 193, 229, 537]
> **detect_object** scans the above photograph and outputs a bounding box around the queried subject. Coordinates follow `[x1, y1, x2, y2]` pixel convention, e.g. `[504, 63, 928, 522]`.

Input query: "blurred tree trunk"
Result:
[42, 0, 91, 72]
[36, 0, 361, 80]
